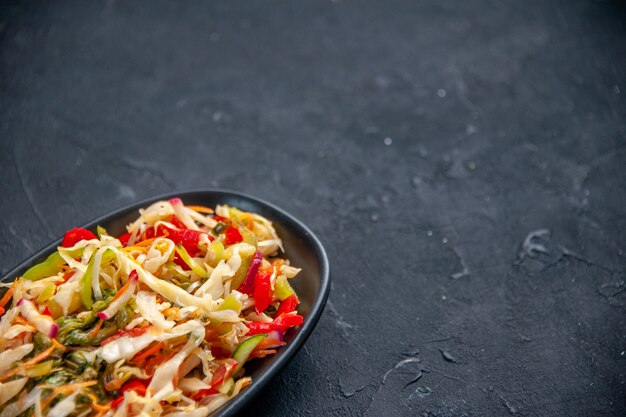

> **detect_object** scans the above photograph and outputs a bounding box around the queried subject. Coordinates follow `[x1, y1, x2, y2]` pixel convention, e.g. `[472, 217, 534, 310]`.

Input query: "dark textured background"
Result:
[1, 1, 625, 416]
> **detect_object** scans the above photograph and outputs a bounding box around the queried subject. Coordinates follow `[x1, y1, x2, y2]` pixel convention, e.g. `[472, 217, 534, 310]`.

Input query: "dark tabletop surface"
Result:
[1, 1, 625, 416]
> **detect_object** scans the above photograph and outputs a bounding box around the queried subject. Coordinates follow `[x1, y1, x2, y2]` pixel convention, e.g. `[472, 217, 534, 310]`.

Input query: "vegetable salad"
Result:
[0, 199, 302, 416]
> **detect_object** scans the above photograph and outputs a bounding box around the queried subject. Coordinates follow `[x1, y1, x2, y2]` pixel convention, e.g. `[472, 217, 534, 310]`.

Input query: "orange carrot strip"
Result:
[250, 348, 277, 359]
[13, 316, 32, 326]
[85, 393, 108, 413]
[187, 205, 214, 214]
[88, 319, 104, 339]
[256, 339, 286, 350]
[51, 338, 66, 351]
[0, 286, 14, 308]
[40, 380, 98, 391]
[133, 341, 165, 363]
[135, 238, 156, 247]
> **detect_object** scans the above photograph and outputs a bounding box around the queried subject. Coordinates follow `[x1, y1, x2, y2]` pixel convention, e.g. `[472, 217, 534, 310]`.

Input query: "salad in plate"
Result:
[0, 198, 302, 417]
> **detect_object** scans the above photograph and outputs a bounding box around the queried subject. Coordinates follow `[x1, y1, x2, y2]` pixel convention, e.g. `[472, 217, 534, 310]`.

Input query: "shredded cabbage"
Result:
[0, 199, 303, 416]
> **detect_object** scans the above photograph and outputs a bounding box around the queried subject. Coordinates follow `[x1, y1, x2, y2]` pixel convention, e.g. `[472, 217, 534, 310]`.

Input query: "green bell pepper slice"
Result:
[22, 252, 66, 281]
[174, 244, 208, 278]
[274, 275, 296, 301]
[80, 249, 116, 309]
[217, 294, 242, 312]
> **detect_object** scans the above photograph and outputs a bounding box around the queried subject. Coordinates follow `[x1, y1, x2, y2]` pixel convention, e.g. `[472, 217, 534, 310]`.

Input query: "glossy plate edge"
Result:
[1, 189, 331, 417]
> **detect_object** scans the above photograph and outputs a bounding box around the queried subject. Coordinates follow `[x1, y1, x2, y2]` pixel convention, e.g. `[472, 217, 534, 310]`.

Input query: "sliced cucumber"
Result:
[232, 334, 266, 375]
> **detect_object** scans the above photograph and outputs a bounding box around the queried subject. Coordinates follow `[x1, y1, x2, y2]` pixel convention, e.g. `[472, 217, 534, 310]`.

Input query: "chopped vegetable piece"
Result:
[237, 250, 263, 295]
[218, 294, 242, 312]
[96, 225, 108, 238]
[22, 252, 65, 281]
[232, 334, 266, 375]
[275, 294, 299, 317]
[274, 275, 296, 301]
[246, 313, 304, 335]
[118, 232, 131, 247]
[80, 249, 116, 309]
[224, 226, 243, 245]
[254, 271, 273, 314]
[174, 244, 208, 278]
[61, 227, 97, 247]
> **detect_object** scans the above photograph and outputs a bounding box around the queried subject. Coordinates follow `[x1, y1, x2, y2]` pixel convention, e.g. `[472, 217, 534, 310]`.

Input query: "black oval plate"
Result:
[1, 189, 331, 417]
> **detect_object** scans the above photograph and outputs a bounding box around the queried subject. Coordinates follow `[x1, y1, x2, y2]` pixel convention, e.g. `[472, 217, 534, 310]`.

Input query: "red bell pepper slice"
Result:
[254, 272, 273, 314]
[152, 225, 211, 255]
[224, 226, 243, 245]
[62, 228, 97, 247]
[275, 294, 299, 317]
[121, 379, 148, 396]
[165, 228, 204, 256]
[144, 225, 211, 270]
[168, 215, 187, 230]
[118, 232, 131, 247]
[246, 313, 304, 335]
[111, 378, 149, 408]
[211, 359, 237, 387]
[110, 395, 124, 409]
[245, 322, 273, 335]
[191, 387, 218, 401]
[273, 313, 303, 330]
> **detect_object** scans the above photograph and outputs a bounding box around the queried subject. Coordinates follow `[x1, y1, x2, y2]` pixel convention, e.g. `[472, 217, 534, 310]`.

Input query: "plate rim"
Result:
[2, 188, 331, 417]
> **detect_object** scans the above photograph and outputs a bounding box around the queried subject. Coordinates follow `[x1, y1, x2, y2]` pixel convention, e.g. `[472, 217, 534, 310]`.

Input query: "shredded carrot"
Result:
[187, 205, 214, 214]
[88, 319, 104, 339]
[61, 265, 71, 272]
[123, 246, 147, 254]
[60, 270, 75, 284]
[133, 341, 165, 363]
[110, 277, 133, 302]
[0, 344, 56, 382]
[250, 348, 277, 359]
[135, 238, 156, 247]
[40, 392, 58, 412]
[13, 316, 32, 326]
[39, 380, 97, 392]
[0, 306, 4, 316]
[51, 338, 66, 351]
[85, 392, 109, 413]
[0, 286, 14, 308]
[247, 218, 254, 231]
[256, 339, 286, 350]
